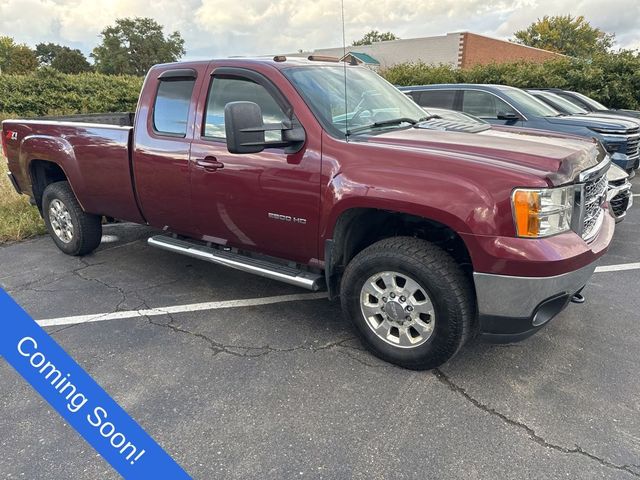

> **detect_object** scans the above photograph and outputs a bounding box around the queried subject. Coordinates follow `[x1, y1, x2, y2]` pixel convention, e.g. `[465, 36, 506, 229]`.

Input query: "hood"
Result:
[584, 112, 640, 127]
[615, 109, 640, 120]
[545, 114, 639, 133]
[359, 125, 606, 186]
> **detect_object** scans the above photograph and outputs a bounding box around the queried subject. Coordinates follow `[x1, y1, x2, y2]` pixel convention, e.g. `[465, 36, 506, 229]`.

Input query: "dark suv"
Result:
[400, 84, 640, 171]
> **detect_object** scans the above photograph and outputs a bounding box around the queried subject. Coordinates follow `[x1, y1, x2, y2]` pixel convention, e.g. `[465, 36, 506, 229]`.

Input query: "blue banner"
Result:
[0, 288, 191, 479]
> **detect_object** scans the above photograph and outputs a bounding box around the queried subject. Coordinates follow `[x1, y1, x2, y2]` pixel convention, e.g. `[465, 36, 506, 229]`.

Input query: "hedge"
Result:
[2, 52, 640, 118]
[381, 51, 640, 110]
[0, 68, 143, 119]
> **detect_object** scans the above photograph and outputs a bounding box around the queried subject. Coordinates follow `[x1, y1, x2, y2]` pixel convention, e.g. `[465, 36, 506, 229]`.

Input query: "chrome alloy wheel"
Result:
[48, 199, 74, 243]
[360, 271, 435, 348]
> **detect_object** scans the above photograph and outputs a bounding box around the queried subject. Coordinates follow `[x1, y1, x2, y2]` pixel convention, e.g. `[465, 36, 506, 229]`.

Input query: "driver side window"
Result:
[204, 76, 288, 140]
[462, 90, 516, 119]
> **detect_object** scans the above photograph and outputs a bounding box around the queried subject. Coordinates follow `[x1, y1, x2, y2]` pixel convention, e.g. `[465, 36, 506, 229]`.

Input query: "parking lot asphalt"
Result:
[1, 176, 639, 479]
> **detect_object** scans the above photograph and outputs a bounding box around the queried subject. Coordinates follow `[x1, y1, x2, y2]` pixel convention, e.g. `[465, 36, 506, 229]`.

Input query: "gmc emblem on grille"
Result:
[268, 212, 307, 225]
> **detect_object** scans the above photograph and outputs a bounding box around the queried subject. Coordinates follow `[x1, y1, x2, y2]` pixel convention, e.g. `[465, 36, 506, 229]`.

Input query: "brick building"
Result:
[305, 32, 563, 69]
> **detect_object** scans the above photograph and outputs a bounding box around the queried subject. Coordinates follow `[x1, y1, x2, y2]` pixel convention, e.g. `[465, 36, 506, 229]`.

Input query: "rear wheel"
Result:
[340, 237, 475, 370]
[42, 181, 102, 256]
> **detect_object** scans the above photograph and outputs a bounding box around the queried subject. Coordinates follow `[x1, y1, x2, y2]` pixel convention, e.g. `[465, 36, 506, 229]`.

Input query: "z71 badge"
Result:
[268, 212, 307, 225]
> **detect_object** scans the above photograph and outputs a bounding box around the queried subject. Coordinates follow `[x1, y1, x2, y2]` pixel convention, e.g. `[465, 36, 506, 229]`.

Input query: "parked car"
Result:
[538, 88, 640, 120]
[2, 58, 615, 369]
[400, 84, 640, 172]
[417, 105, 633, 223]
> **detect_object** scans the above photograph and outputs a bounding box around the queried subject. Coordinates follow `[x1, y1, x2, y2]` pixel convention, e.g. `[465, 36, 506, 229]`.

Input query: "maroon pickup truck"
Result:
[2, 57, 614, 369]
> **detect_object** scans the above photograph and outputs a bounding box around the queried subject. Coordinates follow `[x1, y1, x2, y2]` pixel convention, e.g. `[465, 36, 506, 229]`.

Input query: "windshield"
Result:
[503, 88, 561, 117]
[571, 91, 608, 110]
[534, 91, 588, 115]
[283, 65, 427, 137]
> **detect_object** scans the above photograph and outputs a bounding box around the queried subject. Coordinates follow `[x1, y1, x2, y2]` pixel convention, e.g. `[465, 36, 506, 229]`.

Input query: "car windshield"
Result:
[536, 91, 588, 115]
[571, 91, 609, 110]
[502, 88, 561, 117]
[283, 65, 427, 137]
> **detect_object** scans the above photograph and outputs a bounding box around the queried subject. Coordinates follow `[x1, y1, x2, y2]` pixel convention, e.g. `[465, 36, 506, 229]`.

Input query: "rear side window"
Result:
[415, 90, 456, 109]
[203, 76, 288, 140]
[153, 79, 195, 136]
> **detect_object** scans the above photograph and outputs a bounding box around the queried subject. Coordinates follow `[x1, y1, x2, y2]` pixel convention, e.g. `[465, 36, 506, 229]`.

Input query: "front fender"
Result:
[321, 169, 503, 241]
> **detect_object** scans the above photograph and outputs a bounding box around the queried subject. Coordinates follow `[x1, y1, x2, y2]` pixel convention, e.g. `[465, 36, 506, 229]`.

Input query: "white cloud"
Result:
[0, 0, 638, 60]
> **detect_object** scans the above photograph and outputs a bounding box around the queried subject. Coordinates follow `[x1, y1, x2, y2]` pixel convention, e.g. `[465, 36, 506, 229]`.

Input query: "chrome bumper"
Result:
[474, 261, 598, 338]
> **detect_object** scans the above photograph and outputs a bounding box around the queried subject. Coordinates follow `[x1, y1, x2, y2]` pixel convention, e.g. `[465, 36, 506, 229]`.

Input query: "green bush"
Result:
[0, 68, 142, 118]
[381, 51, 640, 110]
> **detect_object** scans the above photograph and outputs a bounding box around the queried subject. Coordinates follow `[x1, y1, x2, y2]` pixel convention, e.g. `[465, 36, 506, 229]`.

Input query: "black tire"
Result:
[340, 236, 475, 370]
[42, 181, 102, 256]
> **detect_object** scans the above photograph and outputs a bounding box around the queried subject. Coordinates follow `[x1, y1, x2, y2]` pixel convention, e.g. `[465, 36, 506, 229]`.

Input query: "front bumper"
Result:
[475, 261, 597, 342]
[470, 210, 614, 343]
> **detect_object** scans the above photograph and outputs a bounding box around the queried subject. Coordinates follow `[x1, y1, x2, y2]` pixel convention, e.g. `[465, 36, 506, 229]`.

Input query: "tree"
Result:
[0, 37, 38, 74]
[36, 42, 92, 73]
[91, 17, 185, 75]
[352, 30, 399, 46]
[513, 15, 614, 58]
[35, 42, 64, 66]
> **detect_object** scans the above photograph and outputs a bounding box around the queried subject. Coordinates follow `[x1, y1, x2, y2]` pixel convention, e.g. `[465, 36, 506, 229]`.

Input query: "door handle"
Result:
[195, 157, 224, 171]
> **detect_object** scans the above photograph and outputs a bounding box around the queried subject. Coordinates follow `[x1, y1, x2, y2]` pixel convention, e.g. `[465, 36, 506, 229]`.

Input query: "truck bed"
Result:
[2, 118, 144, 224]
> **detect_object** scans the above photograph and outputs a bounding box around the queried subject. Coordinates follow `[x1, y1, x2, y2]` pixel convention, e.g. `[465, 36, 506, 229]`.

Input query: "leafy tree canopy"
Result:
[513, 15, 614, 58]
[352, 30, 399, 46]
[0, 38, 38, 74]
[36, 43, 92, 73]
[91, 17, 185, 76]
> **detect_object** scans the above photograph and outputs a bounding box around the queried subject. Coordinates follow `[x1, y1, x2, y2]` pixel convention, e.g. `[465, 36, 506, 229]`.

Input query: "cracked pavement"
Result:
[1, 177, 640, 479]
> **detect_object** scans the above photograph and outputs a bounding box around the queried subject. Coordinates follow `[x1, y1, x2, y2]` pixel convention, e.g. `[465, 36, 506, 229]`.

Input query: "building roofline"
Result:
[456, 31, 567, 57]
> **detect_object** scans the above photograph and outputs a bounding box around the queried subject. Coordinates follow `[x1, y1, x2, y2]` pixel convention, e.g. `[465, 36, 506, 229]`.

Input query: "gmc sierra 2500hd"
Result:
[2, 57, 615, 369]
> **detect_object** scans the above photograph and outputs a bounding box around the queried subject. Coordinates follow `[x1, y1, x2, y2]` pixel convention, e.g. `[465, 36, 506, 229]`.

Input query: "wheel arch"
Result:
[324, 207, 474, 300]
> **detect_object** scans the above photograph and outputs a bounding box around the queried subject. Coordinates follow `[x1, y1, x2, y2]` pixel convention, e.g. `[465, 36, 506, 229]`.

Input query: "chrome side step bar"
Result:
[148, 235, 325, 291]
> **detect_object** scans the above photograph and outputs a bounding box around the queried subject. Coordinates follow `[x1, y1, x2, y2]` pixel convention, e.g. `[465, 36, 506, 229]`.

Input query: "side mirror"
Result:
[497, 111, 521, 121]
[224, 101, 306, 155]
[225, 101, 266, 154]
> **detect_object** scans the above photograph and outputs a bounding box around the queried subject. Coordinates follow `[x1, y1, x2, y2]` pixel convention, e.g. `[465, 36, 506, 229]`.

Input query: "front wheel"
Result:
[42, 181, 102, 256]
[340, 237, 475, 370]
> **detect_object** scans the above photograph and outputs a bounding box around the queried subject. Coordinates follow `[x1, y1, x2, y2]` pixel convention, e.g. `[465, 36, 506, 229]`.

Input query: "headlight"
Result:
[512, 186, 575, 238]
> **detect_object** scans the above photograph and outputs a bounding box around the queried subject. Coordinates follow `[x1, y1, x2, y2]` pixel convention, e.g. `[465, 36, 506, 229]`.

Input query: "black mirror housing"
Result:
[497, 111, 520, 120]
[225, 101, 266, 154]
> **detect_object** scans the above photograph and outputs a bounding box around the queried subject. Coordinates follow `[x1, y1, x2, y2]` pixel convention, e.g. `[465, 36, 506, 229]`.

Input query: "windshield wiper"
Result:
[346, 117, 419, 136]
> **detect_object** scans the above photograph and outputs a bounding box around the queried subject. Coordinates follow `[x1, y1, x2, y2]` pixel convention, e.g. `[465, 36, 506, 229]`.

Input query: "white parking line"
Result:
[37, 292, 328, 327]
[595, 262, 640, 273]
[34, 262, 640, 328]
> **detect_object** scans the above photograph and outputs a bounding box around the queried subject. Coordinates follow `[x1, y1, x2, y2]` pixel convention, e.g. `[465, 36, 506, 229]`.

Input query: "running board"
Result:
[148, 235, 325, 291]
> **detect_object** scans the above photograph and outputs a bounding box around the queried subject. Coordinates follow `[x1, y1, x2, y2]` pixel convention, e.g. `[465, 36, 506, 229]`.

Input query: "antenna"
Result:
[340, 0, 349, 139]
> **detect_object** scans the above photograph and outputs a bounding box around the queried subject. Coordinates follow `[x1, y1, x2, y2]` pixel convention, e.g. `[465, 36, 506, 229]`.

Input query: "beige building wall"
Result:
[311, 33, 463, 68]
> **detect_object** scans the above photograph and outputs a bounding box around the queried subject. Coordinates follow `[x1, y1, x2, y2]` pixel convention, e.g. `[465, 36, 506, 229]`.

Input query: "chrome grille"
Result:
[625, 134, 640, 159]
[581, 173, 608, 241]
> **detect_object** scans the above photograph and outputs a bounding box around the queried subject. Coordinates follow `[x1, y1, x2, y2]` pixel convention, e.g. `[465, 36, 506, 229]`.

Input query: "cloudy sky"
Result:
[1, 0, 639, 60]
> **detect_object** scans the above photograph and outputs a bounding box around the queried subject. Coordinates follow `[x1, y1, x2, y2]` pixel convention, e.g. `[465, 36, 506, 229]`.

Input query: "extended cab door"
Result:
[132, 66, 207, 234]
[189, 65, 323, 264]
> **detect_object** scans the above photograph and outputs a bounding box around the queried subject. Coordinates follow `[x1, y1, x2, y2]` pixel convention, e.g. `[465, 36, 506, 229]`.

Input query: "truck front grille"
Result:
[624, 134, 640, 159]
[581, 173, 608, 241]
[610, 190, 631, 218]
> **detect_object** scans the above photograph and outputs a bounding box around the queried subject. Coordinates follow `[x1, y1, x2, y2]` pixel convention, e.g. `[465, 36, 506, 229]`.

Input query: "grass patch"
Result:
[0, 160, 46, 243]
